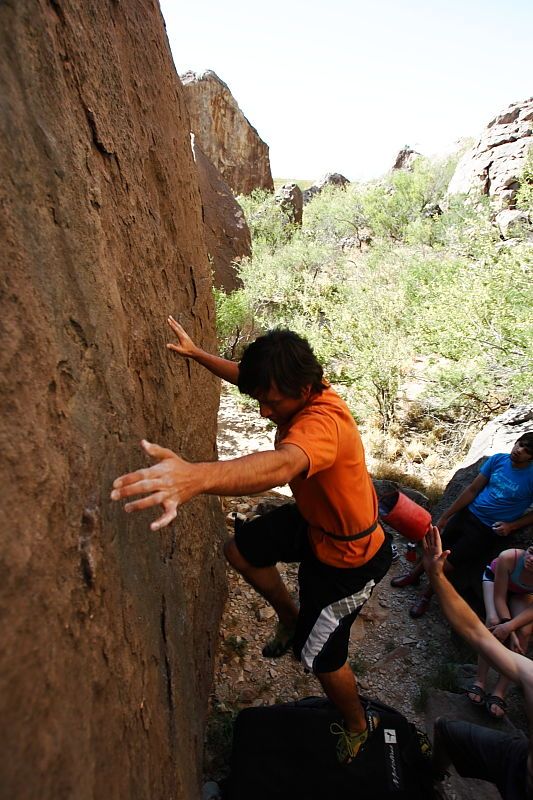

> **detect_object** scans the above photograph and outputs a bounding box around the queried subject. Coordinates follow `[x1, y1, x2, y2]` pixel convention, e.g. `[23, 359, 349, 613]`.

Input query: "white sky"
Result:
[159, 0, 533, 182]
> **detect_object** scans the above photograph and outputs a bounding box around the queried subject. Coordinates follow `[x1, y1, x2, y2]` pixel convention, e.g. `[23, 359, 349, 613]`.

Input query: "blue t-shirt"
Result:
[469, 453, 533, 527]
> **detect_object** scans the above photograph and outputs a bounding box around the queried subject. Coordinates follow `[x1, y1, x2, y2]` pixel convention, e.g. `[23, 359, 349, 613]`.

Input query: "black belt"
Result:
[320, 518, 379, 542]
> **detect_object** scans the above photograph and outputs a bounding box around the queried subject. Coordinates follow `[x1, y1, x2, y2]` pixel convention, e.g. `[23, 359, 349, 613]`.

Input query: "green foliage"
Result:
[359, 155, 458, 244]
[303, 184, 368, 245]
[236, 189, 297, 255]
[516, 146, 533, 213]
[217, 153, 532, 434]
[213, 287, 254, 359]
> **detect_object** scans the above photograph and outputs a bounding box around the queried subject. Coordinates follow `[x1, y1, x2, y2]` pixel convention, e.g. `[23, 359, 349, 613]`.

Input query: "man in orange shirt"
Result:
[111, 321, 392, 764]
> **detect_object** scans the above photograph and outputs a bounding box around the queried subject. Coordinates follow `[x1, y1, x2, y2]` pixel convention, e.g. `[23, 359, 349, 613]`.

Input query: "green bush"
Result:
[516, 146, 533, 213]
[216, 156, 532, 435]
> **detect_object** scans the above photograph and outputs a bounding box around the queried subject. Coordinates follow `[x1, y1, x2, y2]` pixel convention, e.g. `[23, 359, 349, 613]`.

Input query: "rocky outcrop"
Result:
[181, 70, 274, 195]
[303, 173, 350, 204]
[192, 136, 251, 292]
[0, 3, 226, 799]
[495, 208, 531, 240]
[392, 146, 421, 171]
[275, 182, 304, 226]
[447, 97, 533, 207]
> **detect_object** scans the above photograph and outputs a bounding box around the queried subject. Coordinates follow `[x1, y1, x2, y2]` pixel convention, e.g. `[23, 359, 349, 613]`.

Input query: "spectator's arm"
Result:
[422, 527, 526, 685]
[435, 474, 488, 530]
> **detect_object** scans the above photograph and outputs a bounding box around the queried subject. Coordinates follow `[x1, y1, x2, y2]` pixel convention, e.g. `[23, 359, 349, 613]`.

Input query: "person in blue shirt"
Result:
[391, 433, 533, 618]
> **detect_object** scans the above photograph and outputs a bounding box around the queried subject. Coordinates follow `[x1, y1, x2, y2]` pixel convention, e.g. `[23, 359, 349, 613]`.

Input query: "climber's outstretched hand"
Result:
[111, 439, 199, 531]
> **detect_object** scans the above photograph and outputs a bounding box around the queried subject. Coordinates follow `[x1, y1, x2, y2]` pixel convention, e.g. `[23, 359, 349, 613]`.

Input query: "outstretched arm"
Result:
[435, 474, 488, 530]
[422, 527, 526, 685]
[167, 316, 239, 385]
[111, 439, 309, 531]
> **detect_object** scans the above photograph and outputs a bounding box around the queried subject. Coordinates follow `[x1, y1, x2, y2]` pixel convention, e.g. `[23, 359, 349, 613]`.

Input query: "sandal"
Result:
[261, 621, 296, 658]
[464, 683, 486, 706]
[485, 694, 507, 719]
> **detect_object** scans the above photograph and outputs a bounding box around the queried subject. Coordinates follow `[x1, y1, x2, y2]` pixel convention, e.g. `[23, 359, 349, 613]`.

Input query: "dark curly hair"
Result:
[517, 432, 533, 455]
[238, 329, 326, 398]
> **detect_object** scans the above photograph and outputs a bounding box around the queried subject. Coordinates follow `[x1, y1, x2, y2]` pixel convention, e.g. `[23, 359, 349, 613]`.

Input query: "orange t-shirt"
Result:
[276, 386, 384, 568]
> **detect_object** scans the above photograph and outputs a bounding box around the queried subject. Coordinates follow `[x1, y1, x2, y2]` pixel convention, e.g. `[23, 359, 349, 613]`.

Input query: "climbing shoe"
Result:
[330, 708, 380, 765]
[261, 620, 296, 658]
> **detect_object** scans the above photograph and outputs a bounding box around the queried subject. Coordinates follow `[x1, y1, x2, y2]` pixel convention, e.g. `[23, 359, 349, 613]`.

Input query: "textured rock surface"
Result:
[181, 70, 274, 195]
[302, 172, 350, 204]
[447, 97, 533, 207]
[0, 2, 226, 799]
[275, 182, 303, 226]
[392, 146, 421, 171]
[495, 208, 531, 239]
[192, 136, 251, 292]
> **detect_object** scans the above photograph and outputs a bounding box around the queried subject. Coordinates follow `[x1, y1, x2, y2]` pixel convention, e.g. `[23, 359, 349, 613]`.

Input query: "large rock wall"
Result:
[181, 70, 274, 195]
[447, 97, 533, 208]
[192, 137, 251, 292]
[0, 2, 226, 799]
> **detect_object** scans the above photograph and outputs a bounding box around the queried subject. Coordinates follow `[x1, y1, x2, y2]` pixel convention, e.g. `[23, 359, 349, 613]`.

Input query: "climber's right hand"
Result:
[166, 316, 199, 359]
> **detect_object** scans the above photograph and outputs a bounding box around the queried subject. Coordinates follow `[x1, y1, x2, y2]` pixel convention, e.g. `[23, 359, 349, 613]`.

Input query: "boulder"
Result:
[447, 97, 533, 208]
[191, 136, 251, 291]
[181, 70, 274, 195]
[0, 3, 226, 799]
[303, 173, 350, 204]
[316, 172, 351, 190]
[495, 208, 531, 239]
[392, 146, 421, 171]
[275, 182, 303, 226]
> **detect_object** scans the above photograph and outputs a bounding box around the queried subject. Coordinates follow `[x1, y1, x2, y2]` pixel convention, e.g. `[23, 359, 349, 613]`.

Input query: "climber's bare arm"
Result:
[111, 439, 309, 531]
[166, 316, 239, 384]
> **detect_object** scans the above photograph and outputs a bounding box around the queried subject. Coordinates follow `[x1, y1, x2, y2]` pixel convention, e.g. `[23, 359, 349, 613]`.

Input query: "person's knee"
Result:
[224, 537, 251, 573]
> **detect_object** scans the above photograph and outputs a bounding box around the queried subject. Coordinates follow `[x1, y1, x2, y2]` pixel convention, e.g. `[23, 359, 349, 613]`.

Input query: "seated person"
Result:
[423, 526, 533, 800]
[466, 546, 533, 718]
[391, 434, 533, 618]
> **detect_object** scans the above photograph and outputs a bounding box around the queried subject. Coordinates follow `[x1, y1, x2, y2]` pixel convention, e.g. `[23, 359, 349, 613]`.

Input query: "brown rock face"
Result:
[181, 70, 274, 195]
[192, 137, 251, 291]
[0, 3, 226, 799]
[392, 146, 421, 171]
[275, 183, 304, 226]
[447, 97, 533, 207]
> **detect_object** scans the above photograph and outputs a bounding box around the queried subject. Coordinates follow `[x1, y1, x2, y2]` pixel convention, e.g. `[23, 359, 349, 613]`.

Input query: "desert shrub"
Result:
[359, 155, 458, 244]
[236, 189, 297, 255]
[219, 158, 531, 437]
[213, 287, 255, 360]
[516, 145, 533, 213]
[303, 184, 369, 246]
